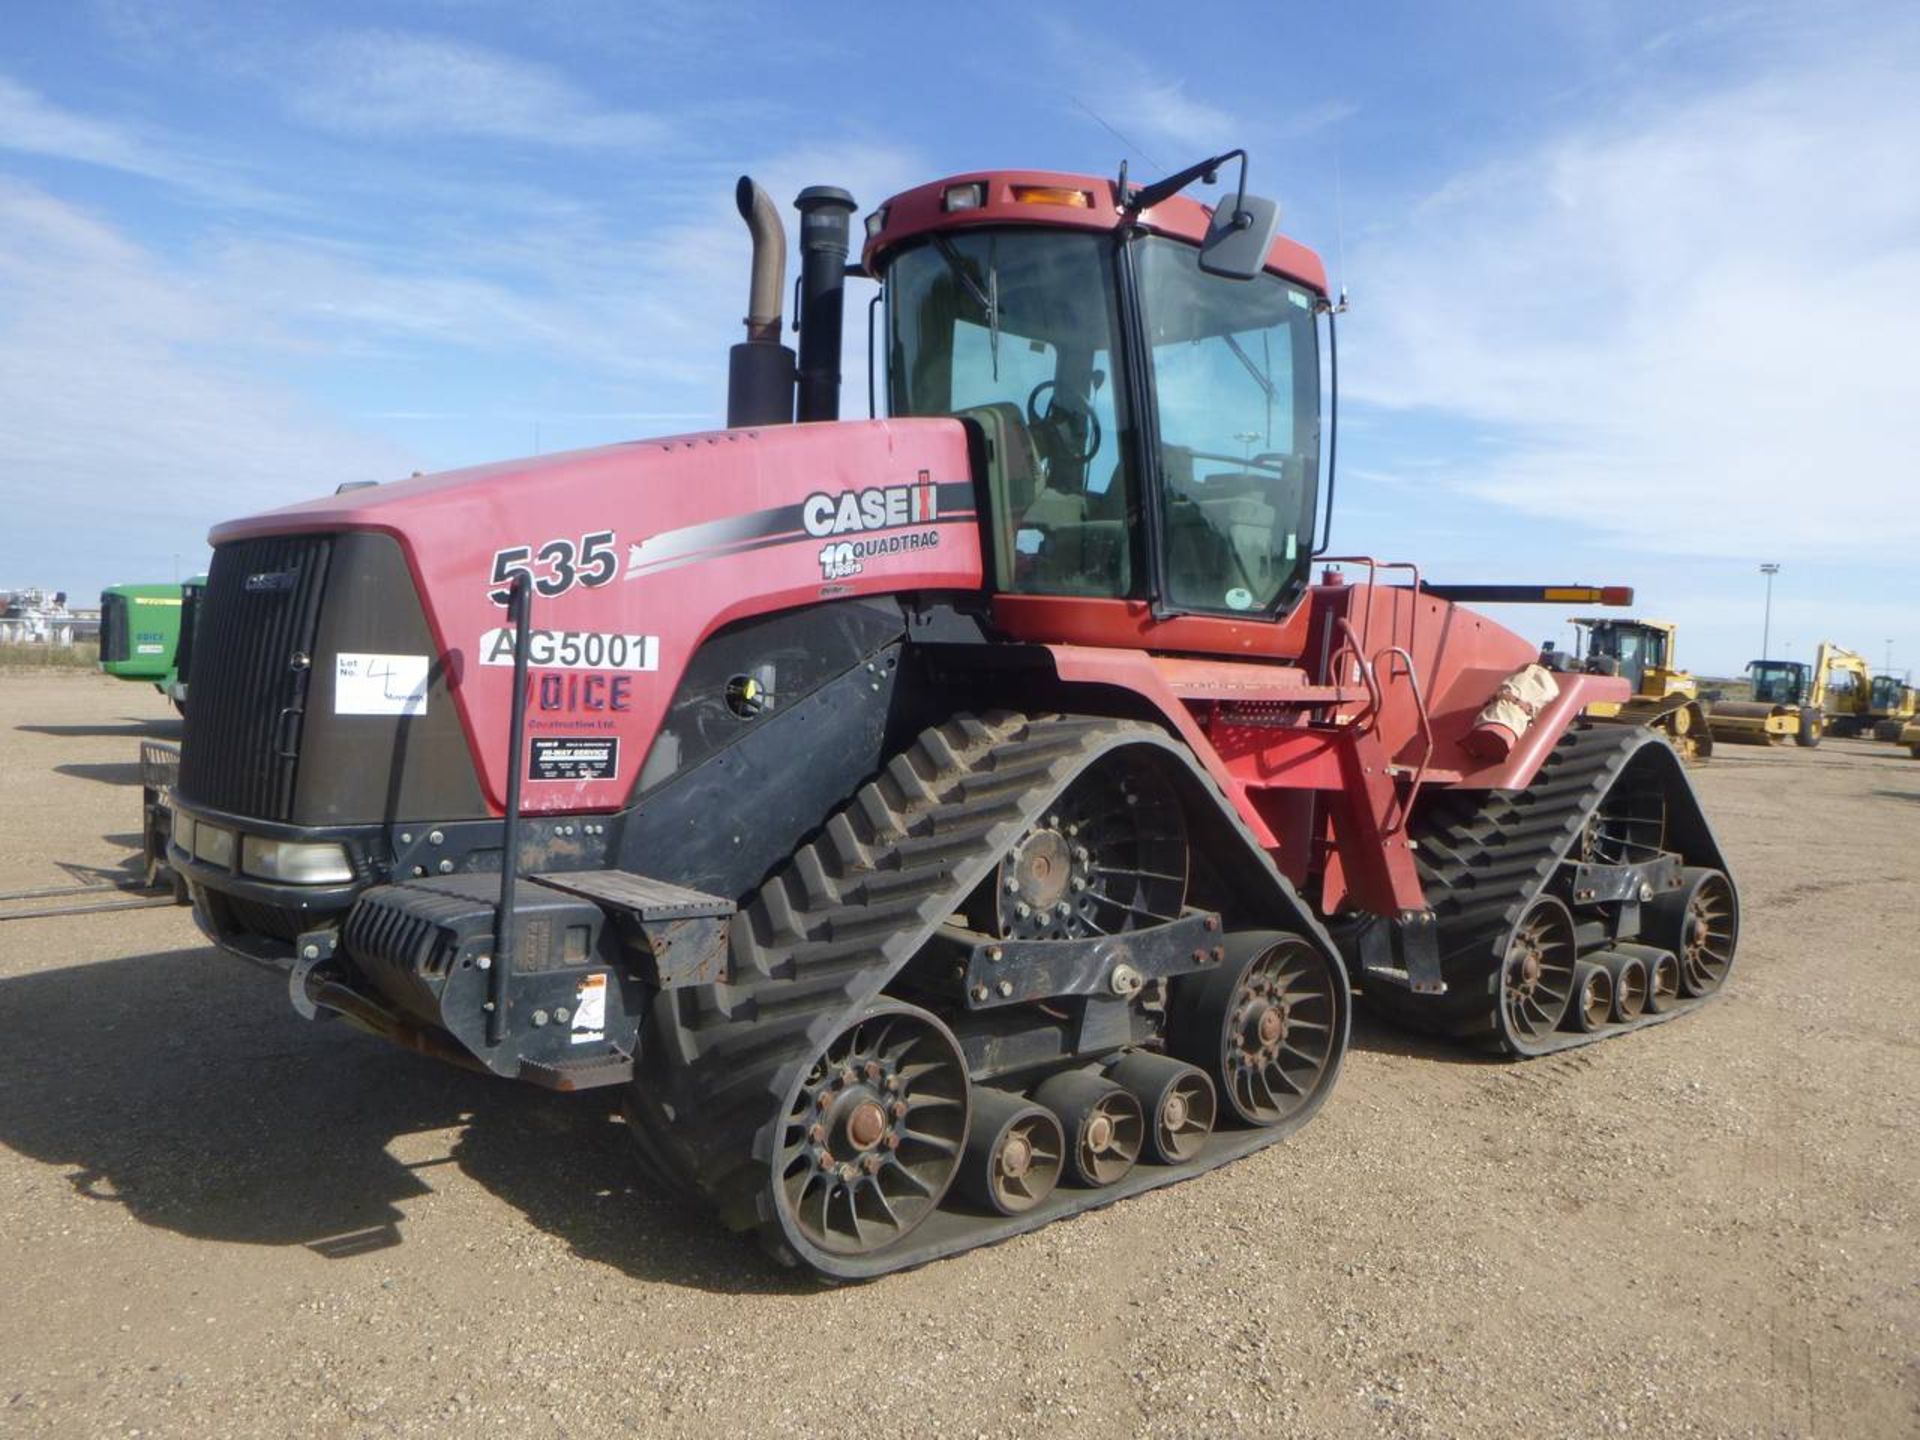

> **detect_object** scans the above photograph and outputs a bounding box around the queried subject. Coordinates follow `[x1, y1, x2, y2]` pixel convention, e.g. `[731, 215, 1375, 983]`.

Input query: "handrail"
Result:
[1373, 644, 1435, 836]
[1332, 617, 1383, 727]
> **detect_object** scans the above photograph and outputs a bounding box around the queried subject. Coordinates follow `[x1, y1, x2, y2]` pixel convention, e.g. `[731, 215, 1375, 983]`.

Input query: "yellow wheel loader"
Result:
[1866, 675, 1918, 741]
[1546, 618, 1713, 761]
[1707, 642, 1870, 748]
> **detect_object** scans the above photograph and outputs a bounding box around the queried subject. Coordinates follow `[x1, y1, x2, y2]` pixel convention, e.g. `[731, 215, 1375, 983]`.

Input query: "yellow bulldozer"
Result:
[1548, 618, 1713, 761]
[1707, 641, 1870, 748]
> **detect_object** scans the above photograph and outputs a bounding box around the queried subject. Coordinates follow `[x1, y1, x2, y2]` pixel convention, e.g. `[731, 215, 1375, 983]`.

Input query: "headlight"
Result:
[171, 809, 196, 854]
[193, 822, 236, 868]
[241, 836, 353, 884]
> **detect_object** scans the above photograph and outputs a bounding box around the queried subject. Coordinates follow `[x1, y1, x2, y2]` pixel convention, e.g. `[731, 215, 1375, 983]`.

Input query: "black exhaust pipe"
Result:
[794, 185, 858, 423]
[727, 176, 796, 427]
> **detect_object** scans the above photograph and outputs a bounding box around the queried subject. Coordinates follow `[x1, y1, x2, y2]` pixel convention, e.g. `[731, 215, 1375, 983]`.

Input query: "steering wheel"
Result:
[1025, 380, 1102, 466]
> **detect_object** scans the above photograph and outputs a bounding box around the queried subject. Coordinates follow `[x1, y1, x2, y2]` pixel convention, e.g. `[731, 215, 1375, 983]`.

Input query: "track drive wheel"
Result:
[1167, 932, 1345, 1128]
[1645, 867, 1738, 998]
[770, 1002, 970, 1262]
[1499, 896, 1577, 1048]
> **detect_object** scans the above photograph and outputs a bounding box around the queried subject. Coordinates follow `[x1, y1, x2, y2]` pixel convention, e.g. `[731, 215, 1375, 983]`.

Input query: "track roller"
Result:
[1597, 949, 1650, 1021]
[1643, 951, 1682, 1013]
[1033, 1071, 1143, 1187]
[958, 1088, 1064, 1216]
[1644, 867, 1738, 998]
[1105, 1051, 1216, 1164]
[1569, 960, 1613, 1033]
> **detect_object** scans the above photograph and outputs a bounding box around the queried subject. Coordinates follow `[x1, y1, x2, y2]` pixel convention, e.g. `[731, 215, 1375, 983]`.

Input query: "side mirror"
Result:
[1199, 193, 1282, 280]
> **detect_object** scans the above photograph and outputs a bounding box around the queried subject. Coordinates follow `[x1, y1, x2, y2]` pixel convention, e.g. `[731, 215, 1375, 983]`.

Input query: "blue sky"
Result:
[1, 0, 1914, 676]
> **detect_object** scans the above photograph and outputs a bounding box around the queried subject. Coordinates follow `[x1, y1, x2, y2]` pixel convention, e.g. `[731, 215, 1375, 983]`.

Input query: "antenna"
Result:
[1070, 95, 1164, 172]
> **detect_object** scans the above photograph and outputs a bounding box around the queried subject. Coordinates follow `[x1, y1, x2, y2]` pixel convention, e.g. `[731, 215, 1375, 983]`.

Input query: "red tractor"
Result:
[169, 154, 1739, 1277]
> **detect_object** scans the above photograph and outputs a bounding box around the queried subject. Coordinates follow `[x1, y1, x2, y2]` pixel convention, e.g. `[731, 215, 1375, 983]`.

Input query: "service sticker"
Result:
[529, 736, 618, 781]
[1224, 587, 1255, 611]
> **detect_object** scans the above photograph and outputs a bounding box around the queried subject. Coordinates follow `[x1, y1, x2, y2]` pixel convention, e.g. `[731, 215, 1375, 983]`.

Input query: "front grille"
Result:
[174, 583, 202, 683]
[100, 593, 129, 663]
[178, 535, 332, 821]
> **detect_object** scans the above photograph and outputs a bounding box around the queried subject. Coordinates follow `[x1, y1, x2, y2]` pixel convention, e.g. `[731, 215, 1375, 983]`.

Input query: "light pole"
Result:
[1886, 638, 1894, 675]
[1759, 563, 1780, 659]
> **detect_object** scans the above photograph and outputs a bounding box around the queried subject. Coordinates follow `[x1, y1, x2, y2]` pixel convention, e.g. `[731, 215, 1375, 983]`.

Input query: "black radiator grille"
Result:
[178, 535, 332, 820]
[99, 593, 129, 663]
[174, 582, 202, 685]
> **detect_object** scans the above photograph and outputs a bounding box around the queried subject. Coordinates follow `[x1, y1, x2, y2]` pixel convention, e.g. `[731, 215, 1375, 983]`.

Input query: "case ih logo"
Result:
[802, 472, 940, 537]
[244, 570, 297, 593]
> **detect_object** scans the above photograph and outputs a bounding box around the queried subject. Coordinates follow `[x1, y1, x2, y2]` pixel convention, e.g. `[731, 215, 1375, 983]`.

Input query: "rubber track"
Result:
[1390, 723, 1726, 1055]
[626, 712, 1343, 1277]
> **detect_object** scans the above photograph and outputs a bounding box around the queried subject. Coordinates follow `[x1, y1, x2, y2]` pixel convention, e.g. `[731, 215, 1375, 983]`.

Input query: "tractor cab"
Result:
[1570, 618, 1673, 696]
[1748, 660, 1809, 706]
[865, 168, 1325, 623]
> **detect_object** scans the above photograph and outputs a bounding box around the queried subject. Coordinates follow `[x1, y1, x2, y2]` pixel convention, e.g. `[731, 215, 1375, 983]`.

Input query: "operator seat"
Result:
[955, 402, 1126, 594]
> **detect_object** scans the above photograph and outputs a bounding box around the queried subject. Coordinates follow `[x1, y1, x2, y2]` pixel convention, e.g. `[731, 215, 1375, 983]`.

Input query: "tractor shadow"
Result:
[16, 718, 182, 741]
[53, 761, 145, 787]
[1345, 1003, 1499, 1065]
[1870, 788, 1920, 805]
[0, 946, 809, 1295]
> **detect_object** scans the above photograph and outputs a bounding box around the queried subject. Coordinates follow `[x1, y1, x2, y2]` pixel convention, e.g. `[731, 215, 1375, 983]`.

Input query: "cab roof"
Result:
[862, 169, 1328, 294]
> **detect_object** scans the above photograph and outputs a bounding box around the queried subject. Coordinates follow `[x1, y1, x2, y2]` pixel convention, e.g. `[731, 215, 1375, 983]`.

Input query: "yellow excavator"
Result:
[1866, 675, 1918, 741]
[1547, 617, 1712, 760]
[1708, 642, 1871, 748]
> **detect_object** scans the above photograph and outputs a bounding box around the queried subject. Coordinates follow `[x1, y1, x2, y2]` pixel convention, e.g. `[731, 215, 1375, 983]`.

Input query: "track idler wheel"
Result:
[1167, 931, 1344, 1128]
[1599, 950, 1650, 1021]
[1644, 867, 1738, 998]
[1105, 1051, 1216, 1164]
[1033, 1071, 1143, 1187]
[1499, 896, 1578, 1046]
[771, 1002, 970, 1261]
[958, 1088, 1064, 1216]
[1569, 960, 1613, 1033]
[1643, 951, 1682, 1012]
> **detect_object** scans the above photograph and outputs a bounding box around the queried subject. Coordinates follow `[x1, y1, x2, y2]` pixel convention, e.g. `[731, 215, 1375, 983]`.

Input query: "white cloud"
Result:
[288, 32, 667, 147]
[1343, 45, 1920, 563]
[0, 181, 406, 592]
[0, 75, 273, 206]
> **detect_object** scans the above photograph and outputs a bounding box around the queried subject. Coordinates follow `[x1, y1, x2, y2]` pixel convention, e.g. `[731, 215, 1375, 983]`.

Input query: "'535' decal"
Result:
[489, 532, 618, 606]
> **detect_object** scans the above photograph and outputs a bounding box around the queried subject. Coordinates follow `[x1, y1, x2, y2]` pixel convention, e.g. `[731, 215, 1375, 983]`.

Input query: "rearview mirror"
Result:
[1199, 193, 1281, 280]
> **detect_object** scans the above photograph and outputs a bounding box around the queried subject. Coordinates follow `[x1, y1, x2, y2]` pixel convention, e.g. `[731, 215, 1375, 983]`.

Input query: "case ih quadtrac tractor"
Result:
[170, 155, 1739, 1277]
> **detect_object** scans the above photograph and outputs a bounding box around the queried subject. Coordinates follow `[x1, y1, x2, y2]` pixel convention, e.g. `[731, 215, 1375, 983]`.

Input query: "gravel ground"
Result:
[1, 671, 1915, 1438]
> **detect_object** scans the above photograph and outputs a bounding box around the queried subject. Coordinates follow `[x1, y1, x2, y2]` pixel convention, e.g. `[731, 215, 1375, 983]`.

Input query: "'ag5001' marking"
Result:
[489, 531, 618, 605]
[481, 628, 659, 671]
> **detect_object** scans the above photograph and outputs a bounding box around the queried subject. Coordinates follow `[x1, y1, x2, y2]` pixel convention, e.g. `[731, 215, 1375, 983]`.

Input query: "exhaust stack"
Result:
[794, 186, 858, 423]
[727, 176, 797, 427]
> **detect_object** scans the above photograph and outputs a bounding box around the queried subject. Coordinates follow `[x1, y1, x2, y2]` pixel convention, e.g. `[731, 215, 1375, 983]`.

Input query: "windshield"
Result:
[887, 230, 1134, 597]
[1136, 236, 1319, 614]
[1871, 675, 1905, 709]
[1749, 662, 1805, 704]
